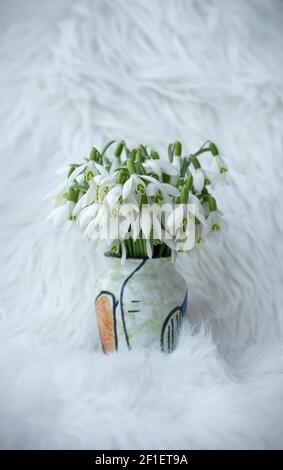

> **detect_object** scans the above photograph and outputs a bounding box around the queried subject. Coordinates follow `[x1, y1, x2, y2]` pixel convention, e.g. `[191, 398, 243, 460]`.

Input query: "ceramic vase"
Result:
[95, 256, 188, 353]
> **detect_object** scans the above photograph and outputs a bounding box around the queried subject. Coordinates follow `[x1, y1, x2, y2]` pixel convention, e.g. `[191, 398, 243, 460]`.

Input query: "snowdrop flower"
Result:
[78, 183, 97, 208]
[68, 160, 98, 183]
[201, 156, 229, 188]
[46, 180, 70, 207]
[211, 154, 228, 175]
[143, 175, 180, 201]
[195, 223, 204, 247]
[110, 156, 122, 173]
[165, 204, 192, 237]
[188, 193, 206, 225]
[47, 201, 76, 228]
[188, 162, 205, 193]
[170, 155, 181, 186]
[48, 139, 229, 260]
[91, 167, 116, 203]
[143, 159, 179, 179]
[172, 155, 181, 172]
[105, 185, 123, 205]
[122, 174, 148, 199]
[84, 204, 113, 240]
[78, 203, 100, 231]
[203, 210, 228, 241]
[118, 203, 140, 240]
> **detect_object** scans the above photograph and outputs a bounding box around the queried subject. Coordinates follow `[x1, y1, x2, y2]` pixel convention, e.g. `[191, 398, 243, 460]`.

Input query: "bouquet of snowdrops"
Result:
[48, 140, 228, 261]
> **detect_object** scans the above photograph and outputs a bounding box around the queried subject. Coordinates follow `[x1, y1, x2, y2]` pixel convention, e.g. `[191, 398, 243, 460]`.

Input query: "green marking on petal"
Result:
[85, 171, 94, 181]
[136, 184, 145, 194]
[220, 167, 228, 174]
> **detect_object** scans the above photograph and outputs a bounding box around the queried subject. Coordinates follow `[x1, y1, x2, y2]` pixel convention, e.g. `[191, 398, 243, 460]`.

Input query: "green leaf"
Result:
[67, 165, 76, 177]
[139, 145, 149, 160]
[101, 140, 116, 157]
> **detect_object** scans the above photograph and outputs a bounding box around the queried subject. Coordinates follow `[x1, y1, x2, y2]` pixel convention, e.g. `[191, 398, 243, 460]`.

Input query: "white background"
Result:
[0, 0, 283, 449]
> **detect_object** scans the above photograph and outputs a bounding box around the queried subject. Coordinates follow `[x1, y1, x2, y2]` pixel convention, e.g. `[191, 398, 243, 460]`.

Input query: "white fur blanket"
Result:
[0, 0, 283, 449]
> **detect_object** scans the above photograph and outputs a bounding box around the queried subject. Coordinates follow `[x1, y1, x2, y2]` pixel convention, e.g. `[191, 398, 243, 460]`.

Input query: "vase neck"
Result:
[105, 256, 175, 274]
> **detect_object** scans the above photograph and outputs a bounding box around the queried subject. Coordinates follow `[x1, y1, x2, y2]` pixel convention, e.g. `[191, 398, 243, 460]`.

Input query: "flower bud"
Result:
[208, 195, 217, 211]
[180, 186, 189, 204]
[209, 142, 219, 156]
[168, 143, 174, 163]
[192, 156, 201, 169]
[129, 149, 137, 161]
[114, 142, 124, 157]
[135, 149, 142, 162]
[89, 147, 98, 161]
[136, 161, 145, 175]
[116, 170, 126, 184]
[66, 188, 79, 203]
[174, 141, 182, 156]
[151, 150, 160, 160]
[127, 159, 136, 175]
[185, 174, 193, 190]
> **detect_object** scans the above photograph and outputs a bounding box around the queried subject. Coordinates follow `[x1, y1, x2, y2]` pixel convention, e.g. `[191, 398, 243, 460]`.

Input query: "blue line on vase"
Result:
[167, 325, 171, 353]
[171, 318, 174, 350]
[120, 259, 147, 350]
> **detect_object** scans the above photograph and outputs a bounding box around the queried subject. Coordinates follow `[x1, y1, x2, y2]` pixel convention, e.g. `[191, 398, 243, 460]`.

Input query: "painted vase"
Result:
[95, 256, 188, 353]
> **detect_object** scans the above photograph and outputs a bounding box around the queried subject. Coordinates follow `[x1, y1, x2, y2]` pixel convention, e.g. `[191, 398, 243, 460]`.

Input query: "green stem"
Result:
[101, 140, 116, 157]
[159, 243, 166, 257]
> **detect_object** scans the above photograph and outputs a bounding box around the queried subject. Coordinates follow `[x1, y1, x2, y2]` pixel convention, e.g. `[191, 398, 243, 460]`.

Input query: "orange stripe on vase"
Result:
[95, 292, 117, 353]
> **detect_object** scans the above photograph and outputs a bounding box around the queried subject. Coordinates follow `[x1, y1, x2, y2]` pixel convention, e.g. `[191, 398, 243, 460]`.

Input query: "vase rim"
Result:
[104, 251, 172, 260]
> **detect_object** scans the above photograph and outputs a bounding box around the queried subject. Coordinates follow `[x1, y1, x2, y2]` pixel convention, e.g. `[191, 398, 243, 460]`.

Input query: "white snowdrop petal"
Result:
[193, 170, 205, 193]
[51, 204, 70, 228]
[106, 186, 122, 205]
[121, 242, 126, 265]
[94, 163, 109, 176]
[68, 163, 87, 182]
[141, 175, 158, 183]
[146, 183, 158, 196]
[146, 239, 153, 259]
[122, 176, 134, 200]
[140, 208, 151, 239]
[161, 161, 179, 176]
[161, 183, 180, 196]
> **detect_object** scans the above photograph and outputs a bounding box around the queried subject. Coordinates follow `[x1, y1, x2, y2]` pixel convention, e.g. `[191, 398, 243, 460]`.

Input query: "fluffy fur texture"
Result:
[0, 0, 283, 449]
